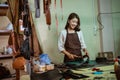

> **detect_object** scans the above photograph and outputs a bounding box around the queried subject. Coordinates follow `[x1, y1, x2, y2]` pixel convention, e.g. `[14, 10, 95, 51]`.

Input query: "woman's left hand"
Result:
[83, 48, 89, 57]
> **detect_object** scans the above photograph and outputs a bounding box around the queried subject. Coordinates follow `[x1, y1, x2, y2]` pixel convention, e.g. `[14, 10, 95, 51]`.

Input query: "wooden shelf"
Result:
[0, 30, 12, 59]
[0, 4, 9, 16]
[0, 30, 11, 35]
[0, 54, 12, 59]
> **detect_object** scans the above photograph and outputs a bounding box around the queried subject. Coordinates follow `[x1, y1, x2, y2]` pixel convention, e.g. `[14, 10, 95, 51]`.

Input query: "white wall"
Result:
[112, 0, 120, 57]
[98, 0, 114, 54]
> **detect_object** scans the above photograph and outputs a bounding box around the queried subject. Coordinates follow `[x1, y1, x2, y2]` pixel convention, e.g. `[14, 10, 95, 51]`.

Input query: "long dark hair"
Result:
[65, 13, 80, 31]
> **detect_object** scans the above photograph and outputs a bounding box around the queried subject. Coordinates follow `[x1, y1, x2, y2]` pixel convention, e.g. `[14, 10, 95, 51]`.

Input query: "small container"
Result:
[3, 46, 7, 55]
[39, 64, 46, 72]
[46, 64, 54, 71]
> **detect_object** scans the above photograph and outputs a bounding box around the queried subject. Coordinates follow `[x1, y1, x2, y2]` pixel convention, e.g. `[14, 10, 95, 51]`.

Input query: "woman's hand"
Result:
[67, 53, 81, 60]
[83, 48, 89, 57]
[62, 50, 81, 60]
[67, 53, 74, 60]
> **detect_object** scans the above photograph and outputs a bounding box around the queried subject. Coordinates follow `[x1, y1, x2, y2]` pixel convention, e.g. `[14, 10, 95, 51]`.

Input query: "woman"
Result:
[58, 13, 89, 63]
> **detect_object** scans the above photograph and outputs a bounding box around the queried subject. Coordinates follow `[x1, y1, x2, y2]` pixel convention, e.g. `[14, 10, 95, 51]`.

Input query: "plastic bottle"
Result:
[4, 46, 7, 55]
[114, 58, 120, 80]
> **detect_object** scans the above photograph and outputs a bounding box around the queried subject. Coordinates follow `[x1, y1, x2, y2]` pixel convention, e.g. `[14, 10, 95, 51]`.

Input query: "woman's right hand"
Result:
[67, 53, 81, 60]
[62, 50, 81, 60]
[67, 53, 74, 60]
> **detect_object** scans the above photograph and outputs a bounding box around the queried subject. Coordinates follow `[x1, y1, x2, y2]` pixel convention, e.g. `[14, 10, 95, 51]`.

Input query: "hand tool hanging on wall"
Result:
[43, 0, 51, 30]
[34, 0, 40, 18]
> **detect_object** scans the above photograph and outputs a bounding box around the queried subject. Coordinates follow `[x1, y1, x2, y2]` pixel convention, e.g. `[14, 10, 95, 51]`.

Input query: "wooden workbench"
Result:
[31, 61, 117, 80]
[72, 65, 116, 80]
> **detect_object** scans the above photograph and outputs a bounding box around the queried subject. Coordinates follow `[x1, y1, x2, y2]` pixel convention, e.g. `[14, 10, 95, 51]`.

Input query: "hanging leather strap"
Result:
[43, 0, 45, 13]
[43, 0, 51, 29]
[45, 0, 51, 24]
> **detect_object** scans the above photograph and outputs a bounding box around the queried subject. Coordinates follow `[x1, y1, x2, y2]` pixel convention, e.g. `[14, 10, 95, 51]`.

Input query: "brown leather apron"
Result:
[64, 31, 82, 62]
